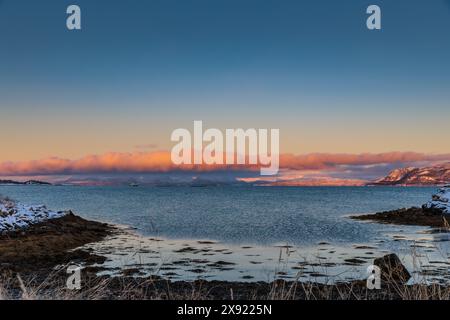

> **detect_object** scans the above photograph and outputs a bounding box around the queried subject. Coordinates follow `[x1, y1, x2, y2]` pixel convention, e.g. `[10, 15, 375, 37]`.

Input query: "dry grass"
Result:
[0, 278, 449, 301]
[1, 259, 450, 300]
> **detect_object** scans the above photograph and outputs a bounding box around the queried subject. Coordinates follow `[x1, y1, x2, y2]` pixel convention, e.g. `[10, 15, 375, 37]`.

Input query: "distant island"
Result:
[0, 180, 52, 185]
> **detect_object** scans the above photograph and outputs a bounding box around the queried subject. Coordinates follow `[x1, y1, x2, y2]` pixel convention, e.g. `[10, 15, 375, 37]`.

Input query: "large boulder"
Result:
[423, 186, 450, 214]
[374, 253, 411, 284]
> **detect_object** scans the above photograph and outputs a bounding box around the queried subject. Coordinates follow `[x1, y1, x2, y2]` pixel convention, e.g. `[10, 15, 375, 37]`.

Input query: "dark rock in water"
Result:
[122, 268, 144, 276]
[343, 258, 366, 266]
[374, 254, 411, 284]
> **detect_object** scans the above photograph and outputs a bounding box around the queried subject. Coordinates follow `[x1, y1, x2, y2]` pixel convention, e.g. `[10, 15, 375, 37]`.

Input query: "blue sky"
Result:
[0, 0, 450, 165]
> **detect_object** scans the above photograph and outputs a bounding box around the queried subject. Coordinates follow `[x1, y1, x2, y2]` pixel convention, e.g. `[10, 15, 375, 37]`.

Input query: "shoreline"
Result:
[1, 200, 450, 299]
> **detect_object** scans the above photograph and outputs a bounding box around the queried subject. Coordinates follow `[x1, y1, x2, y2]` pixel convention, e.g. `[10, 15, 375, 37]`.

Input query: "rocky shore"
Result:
[352, 186, 450, 229]
[424, 186, 450, 214]
[1, 192, 450, 300]
[0, 198, 67, 232]
[0, 209, 115, 275]
[351, 207, 449, 228]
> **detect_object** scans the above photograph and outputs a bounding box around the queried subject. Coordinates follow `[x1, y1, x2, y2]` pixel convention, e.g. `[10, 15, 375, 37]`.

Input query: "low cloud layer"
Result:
[278, 152, 450, 170]
[1, 151, 449, 177]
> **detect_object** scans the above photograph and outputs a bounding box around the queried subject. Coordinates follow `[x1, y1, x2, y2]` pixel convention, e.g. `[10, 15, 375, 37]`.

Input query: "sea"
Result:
[1, 185, 449, 283]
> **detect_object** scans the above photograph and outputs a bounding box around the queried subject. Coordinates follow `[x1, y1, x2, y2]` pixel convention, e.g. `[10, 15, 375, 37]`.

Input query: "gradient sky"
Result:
[1, 0, 450, 169]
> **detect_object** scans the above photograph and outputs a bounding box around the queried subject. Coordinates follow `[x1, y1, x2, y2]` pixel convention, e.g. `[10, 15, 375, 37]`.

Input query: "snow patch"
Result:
[423, 186, 450, 214]
[0, 198, 67, 232]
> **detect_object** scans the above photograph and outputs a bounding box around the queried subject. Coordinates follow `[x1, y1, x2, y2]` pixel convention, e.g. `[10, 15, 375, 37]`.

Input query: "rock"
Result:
[352, 207, 448, 228]
[0, 199, 67, 233]
[374, 254, 411, 284]
[423, 186, 450, 214]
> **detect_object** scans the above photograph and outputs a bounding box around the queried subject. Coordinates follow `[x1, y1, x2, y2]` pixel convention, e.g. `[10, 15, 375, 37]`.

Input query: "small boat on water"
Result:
[129, 183, 139, 187]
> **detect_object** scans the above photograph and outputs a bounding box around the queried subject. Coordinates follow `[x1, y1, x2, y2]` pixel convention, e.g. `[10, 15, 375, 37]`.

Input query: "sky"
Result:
[1, 0, 450, 183]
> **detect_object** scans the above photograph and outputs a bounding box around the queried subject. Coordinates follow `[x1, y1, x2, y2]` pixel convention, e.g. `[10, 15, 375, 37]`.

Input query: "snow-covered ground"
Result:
[0, 198, 67, 232]
[423, 186, 450, 214]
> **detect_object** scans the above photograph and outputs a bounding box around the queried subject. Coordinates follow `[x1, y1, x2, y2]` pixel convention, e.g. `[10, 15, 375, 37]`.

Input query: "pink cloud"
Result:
[278, 152, 450, 170]
[0, 151, 449, 176]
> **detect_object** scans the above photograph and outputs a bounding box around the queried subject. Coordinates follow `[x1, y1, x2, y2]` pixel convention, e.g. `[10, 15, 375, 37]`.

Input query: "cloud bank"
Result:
[1, 151, 449, 177]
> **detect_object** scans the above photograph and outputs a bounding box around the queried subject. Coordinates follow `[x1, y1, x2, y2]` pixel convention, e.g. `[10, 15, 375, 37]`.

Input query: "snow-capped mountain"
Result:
[372, 163, 450, 186]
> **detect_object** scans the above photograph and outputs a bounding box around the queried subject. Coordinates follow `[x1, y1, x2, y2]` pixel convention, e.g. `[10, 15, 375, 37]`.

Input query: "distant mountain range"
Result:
[371, 163, 450, 186]
[1, 163, 449, 187]
[0, 179, 51, 185]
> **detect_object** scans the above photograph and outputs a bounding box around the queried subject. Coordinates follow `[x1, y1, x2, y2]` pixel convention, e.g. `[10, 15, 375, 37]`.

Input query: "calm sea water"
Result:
[0, 185, 436, 246]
